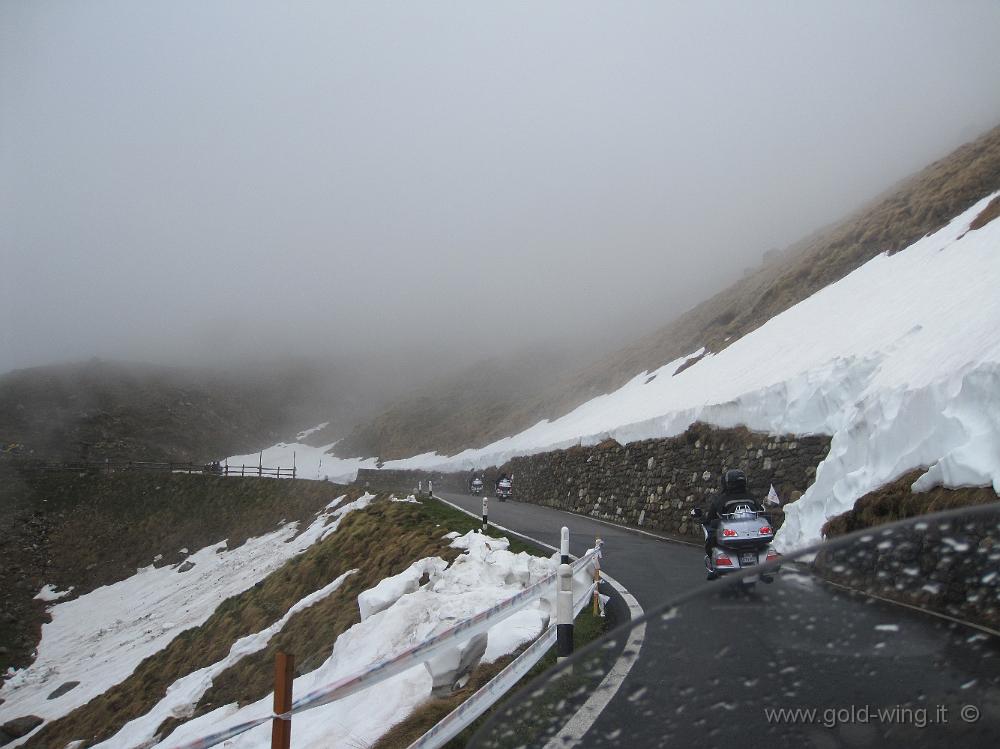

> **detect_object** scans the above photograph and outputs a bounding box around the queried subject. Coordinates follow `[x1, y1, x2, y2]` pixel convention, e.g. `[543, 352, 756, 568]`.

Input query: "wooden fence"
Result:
[18, 459, 296, 479]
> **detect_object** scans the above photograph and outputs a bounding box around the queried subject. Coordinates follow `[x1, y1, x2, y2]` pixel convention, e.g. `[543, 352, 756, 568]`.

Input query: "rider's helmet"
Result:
[721, 468, 747, 494]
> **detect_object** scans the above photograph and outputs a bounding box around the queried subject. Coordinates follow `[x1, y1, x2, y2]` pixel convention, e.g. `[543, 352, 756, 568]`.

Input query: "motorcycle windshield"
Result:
[469, 504, 1000, 749]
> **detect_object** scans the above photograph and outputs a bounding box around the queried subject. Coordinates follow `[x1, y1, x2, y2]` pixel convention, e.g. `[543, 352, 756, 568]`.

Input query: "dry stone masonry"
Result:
[356, 423, 830, 541]
[504, 423, 830, 540]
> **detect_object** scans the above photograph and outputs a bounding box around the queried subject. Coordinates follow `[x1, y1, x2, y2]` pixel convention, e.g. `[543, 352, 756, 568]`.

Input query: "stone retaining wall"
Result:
[355, 423, 831, 542]
[505, 423, 830, 540]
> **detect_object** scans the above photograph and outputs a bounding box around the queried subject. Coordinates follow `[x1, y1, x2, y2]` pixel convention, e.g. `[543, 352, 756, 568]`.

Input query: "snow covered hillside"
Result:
[0, 494, 375, 743]
[230, 194, 999, 551]
[148, 530, 556, 749]
[1, 491, 567, 749]
[381, 193, 1000, 549]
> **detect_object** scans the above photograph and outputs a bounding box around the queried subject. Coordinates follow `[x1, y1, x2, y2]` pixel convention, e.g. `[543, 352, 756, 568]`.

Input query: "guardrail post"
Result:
[428, 479, 433, 497]
[482, 496, 488, 530]
[271, 651, 294, 749]
[557, 527, 573, 663]
[593, 537, 603, 617]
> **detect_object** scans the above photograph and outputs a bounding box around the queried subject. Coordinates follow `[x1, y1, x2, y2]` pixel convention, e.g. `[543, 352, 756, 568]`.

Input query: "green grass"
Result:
[418, 495, 541, 556]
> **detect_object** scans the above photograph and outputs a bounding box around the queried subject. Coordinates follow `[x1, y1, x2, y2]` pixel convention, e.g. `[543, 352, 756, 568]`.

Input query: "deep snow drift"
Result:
[386, 193, 1000, 549]
[229, 194, 1000, 550]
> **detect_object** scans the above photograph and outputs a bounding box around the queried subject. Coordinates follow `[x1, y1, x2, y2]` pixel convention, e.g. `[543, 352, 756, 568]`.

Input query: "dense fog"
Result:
[4, 0, 1000, 379]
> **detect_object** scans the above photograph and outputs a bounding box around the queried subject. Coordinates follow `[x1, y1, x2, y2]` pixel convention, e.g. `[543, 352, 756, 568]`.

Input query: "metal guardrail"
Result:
[167, 542, 601, 749]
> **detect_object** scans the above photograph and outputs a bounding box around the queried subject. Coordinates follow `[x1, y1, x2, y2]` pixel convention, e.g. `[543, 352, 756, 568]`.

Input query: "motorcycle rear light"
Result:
[722, 528, 738, 537]
[759, 526, 772, 535]
[716, 556, 733, 566]
[766, 550, 780, 560]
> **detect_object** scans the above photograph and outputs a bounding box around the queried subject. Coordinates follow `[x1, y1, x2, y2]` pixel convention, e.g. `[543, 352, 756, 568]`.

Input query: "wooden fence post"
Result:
[271, 651, 294, 749]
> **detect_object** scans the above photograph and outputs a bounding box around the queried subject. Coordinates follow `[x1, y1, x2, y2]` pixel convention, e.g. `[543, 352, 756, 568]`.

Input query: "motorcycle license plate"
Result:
[740, 552, 757, 566]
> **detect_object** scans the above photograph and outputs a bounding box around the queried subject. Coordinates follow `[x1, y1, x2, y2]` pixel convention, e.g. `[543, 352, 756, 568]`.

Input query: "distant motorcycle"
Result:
[470, 478, 484, 495]
[691, 504, 779, 589]
[496, 478, 512, 502]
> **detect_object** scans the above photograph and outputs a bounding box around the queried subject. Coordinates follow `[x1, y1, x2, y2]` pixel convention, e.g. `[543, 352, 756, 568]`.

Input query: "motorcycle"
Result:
[470, 478, 484, 495]
[496, 478, 512, 502]
[690, 504, 779, 589]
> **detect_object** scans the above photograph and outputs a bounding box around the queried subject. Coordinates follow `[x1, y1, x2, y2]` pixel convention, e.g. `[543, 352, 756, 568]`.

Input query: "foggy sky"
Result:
[3, 0, 1000, 375]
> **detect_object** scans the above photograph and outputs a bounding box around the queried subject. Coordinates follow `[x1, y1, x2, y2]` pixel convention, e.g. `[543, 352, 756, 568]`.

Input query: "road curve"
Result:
[441, 491, 1000, 749]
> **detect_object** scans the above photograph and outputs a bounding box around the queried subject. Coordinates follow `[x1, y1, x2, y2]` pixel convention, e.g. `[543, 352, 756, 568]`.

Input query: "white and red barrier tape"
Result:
[167, 547, 600, 749]
[406, 580, 599, 749]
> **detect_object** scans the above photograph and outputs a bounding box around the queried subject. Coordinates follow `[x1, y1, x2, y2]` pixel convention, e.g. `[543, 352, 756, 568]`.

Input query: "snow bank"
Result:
[358, 557, 448, 620]
[225, 440, 376, 484]
[90, 570, 357, 749]
[153, 530, 555, 749]
[0, 494, 374, 737]
[384, 193, 1000, 549]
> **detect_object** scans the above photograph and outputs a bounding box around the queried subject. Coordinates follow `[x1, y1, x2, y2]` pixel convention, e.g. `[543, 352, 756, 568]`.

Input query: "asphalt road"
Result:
[438, 490, 705, 609]
[442, 491, 1000, 749]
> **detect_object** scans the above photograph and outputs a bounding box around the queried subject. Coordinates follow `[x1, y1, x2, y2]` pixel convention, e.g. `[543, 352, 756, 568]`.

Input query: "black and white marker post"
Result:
[556, 526, 573, 664]
[482, 496, 488, 531]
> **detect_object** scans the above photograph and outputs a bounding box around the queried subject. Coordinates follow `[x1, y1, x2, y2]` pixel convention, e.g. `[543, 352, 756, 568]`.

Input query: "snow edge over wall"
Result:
[234, 193, 1000, 550]
[388, 193, 1000, 550]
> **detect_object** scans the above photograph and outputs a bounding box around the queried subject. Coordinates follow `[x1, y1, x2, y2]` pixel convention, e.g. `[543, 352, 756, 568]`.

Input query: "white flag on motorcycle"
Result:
[766, 484, 781, 506]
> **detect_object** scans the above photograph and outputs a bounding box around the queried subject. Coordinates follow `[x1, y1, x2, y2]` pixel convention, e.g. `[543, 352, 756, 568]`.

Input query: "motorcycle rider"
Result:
[495, 472, 509, 492]
[702, 469, 762, 557]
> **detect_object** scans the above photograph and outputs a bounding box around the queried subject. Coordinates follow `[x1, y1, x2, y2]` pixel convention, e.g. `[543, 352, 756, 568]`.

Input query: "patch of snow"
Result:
[152, 529, 559, 749]
[391, 494, 422, 504]
[383, 192, 1000, 550]
[296, 422, 329, 441]
[358, 557, 448, 620]
[33, 584, 72, 602]
[0, 494, 372, 737]
[224, 441, 376, 484]
[90, 570, 357, 749]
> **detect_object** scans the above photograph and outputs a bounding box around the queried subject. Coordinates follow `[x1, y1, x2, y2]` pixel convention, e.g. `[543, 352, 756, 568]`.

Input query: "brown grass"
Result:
[969, 194, 1000, 231]
[337, 123, 1000, 460]
[821, 470, 1000, 538]
[0, 465, 347, 673]
[22, 497, 545, 749]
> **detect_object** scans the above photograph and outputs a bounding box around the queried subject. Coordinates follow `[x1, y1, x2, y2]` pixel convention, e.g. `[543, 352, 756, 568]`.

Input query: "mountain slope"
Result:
[342, 123, 1000, 460]
[386, 192, 1000, 550]
[333, 343, 595, 460]
[0, 358, 379, 462]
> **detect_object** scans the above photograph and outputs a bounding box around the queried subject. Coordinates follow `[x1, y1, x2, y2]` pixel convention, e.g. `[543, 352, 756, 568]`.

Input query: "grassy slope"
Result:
[16, 493, 554, 748]
[821, 470, 1000, 538]
[0, 357, 388, 464]
[0, 462, 348, 673]
[339, 123, 1000, 460]
[332, 344, 593, 461]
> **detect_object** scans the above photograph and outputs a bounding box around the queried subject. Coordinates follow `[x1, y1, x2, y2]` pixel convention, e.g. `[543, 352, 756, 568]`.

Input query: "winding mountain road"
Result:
[438, 491, 1000, 749]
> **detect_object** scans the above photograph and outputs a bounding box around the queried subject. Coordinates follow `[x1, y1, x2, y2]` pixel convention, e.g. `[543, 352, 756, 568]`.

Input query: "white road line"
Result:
[543, 575, 644, 749]
[432, 494, 647, 745]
